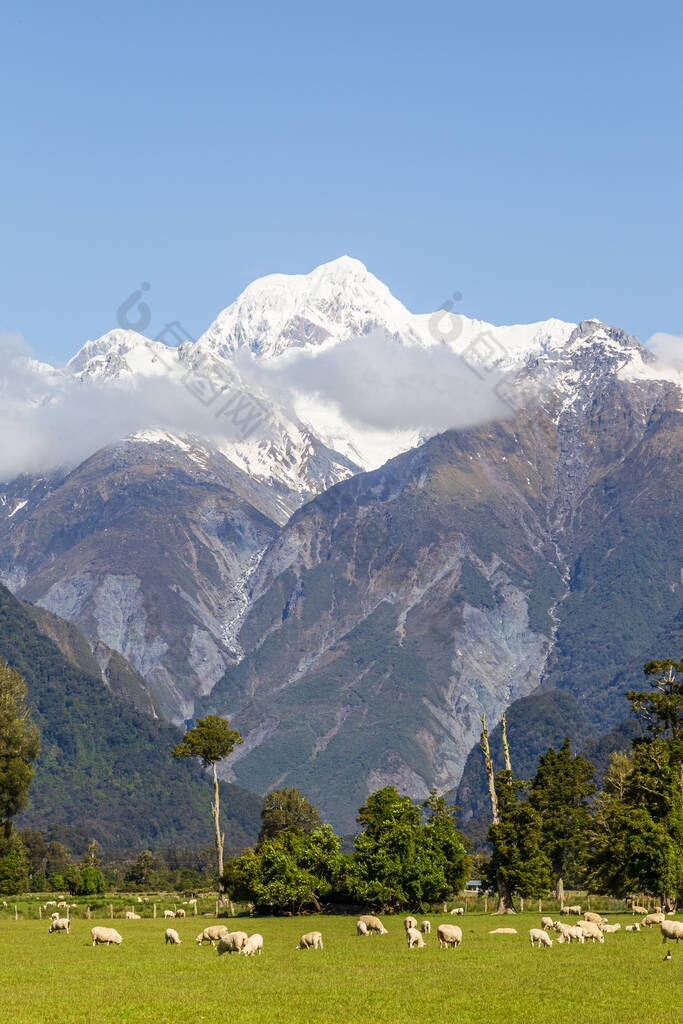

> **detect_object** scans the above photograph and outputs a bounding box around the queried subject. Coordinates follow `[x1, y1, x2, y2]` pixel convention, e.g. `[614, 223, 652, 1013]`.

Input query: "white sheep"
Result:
[568, 904, 581, 914]
[48, 918, 70, 934]
[421, 920, 431, 934]
[239, 933, 264, 956]
[50, 912, 60, 921]
[450, 907, 464, 916]
[529, 928, 553, 948]
[541, 916, 554, 930]
[358, 915, 388, 935]
[602, 923, 621, 933]
[91, 926, 122, 946]
[553, 922, 584, 944]
[577, 921, 604, 943]
[217, 931, 249, 955]
[631, 904, 648, 914]
[125, 911, 141, 920]
[583, 912, 606, 927]
[406, 926, 425, 948]
[559, 907, 570, 915]
[165, 928, 181, 945]
[642, 912, 665, 928]
[196, 925, 229, 945]
[437, 924, 462, 948]
[163, 909, 175, 919]
[660, 920, 683, 944]
[175, 908, 186, 918]
[625, 923, 641, 932]
[57, 900, 68, 908]
[489, 928, 518, 934]
[404, 915, 418, 931]
[295, 931, 323, 950]
[356, 920, 369, 936]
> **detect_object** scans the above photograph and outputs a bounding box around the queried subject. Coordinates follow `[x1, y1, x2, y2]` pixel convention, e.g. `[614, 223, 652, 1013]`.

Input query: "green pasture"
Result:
[0, 912, 679, 1024]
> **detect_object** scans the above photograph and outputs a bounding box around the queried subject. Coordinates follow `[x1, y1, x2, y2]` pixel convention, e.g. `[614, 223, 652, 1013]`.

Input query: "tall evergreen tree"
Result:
[486, 770, 552, 904]
[258, 787, 323, 845]
[529, 738, 595, 903]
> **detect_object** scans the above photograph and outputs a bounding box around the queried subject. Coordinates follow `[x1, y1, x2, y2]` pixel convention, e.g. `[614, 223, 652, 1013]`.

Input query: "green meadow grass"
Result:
[0, 912, 679, 1024]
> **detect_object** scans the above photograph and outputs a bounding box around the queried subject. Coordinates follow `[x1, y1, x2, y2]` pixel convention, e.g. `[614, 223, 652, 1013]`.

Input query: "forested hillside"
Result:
[0, 585, 260, 852]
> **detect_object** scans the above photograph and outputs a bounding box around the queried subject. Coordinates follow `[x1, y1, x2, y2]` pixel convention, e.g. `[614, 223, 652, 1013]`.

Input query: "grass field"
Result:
[0, 912, 679, 1024]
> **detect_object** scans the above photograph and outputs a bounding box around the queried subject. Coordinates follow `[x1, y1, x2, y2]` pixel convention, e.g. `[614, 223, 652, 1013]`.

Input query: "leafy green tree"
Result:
[0, 660, 40, 839]
[81, 839, 101, 868]
[486, 771, 552, 904]
[172, 715, 242, 896]
[529, 738, 595, 902]
[224, 825, 346, 913]
[588, 658, 683, 901]
[125, 849, 158, 890]
[0, 832, 29, 895]
[349, 787, 469, 910]
[422, 787, 459, 822]
[258, 787, 323, 844]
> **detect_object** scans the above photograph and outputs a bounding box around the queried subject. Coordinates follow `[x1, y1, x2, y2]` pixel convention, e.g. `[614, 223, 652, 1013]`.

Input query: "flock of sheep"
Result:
[520, 910, 683, 949]
[44, 907, 683, 956]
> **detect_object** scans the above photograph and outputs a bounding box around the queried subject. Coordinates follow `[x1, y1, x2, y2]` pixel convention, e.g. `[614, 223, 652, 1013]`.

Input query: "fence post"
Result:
[87, 907, 91, 920]
[215, 901, 219, 918]
[109, 904, 113, 919]
[229, 900, 235, 917]
[38, 906, 42, 920]
[14, 905, 18, 921]
[484, 897, 488, 914]
[520, 898, 524, 913]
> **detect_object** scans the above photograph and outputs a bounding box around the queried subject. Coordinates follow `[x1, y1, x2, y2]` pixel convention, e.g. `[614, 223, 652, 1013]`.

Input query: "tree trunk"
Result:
[211, 761, 226, 904]
[557, 876, 564, 907]
[480, 714, 515, 914]
[501, 714, 512, 773]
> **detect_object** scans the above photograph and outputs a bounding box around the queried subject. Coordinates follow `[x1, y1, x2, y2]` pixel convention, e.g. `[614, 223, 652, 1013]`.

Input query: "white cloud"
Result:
[645, 332, 683, 371]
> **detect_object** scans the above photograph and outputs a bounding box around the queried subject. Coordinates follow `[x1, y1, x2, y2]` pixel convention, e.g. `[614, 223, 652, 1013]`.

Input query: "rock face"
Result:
[0, 258, 681, 832]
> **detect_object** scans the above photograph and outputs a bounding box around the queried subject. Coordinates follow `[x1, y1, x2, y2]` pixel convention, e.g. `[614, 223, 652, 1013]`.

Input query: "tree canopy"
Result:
[0, 660, 40, 841]
[172, 715, 242, 768]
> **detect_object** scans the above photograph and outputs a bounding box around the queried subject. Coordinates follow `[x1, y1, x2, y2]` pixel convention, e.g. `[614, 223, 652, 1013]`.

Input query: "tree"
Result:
[0, 660, 40, 840]
[529, 738, 595, 902]
[224, 825, 346, 914]
[479, 715, 514, 912]
[486, 770, 553, 904]
[0, 832, 29, 895]
[125, 849, 158, 890]
[81, 839, 101, 869]
[422, 788, 459, 822]
[349, 787, 470, 910]
[172, 715, 242, 899]
[588, 658, 683, 902]
[258, 788, 323, 845]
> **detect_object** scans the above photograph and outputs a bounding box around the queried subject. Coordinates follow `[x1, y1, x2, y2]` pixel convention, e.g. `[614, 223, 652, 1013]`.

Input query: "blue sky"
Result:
[2, 1, 681, 363]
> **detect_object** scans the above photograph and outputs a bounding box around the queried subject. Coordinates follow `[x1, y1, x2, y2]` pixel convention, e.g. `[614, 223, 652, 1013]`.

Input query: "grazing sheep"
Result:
[196, 925, 229, 946]
[358, 915, 388, 935]
[602, 923, 621, 933]
[625, 923, 641, 932]
[642, 912, 665, 928]
[437, 924, 462, 948]
[48, 918, 71, 934]
[217, 931, 249, 955]
[295, 931, 323, 950]
[529, 928, 553, 948]
[57, 901, 68, 908]
[406, 926, 425, 948]
[44, 901, 57, 908]
[239, 933, 264, 956]
[631, 904, 648, 914]
[560, 907, 570, 915]
[421, 920, 431, 934]
[660, 920, 683, 944]
[541, 916, 554, 930]
[50, 912, 60, 921]
[578, 921, 604, 943]
[175, 908, 186, 918]
[583, 912, 606, 927]
[165, 928, 181, 945]
[163, 910, 175, 919]
[450, 907, 464, 916]
[91, 926, 122, 946]
[568, 905, 581, 915]
[489, 928, 518, 934]
[404, 915, 418, 931]
[553, 922, 585, 944]
[356, 920, 369, 936]
[125, 911, 141, 920]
